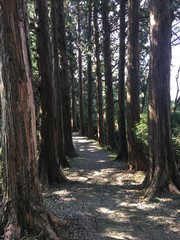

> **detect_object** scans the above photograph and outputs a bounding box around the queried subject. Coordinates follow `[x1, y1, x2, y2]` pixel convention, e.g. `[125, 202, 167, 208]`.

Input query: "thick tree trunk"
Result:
[87, 0, 95, 139]
[126, 0, 147, 170]
[51, 0, 70, 167]
[77, 1, 86, 136]
[94, 1, 105, 145]
[102, 0, 115, 150]
[35, 0, 66, 186]
[0, 1, 65, 238]
[116, 0, 128, 162]
[57, 0, 77, 157]
[144, 0, 180, 200]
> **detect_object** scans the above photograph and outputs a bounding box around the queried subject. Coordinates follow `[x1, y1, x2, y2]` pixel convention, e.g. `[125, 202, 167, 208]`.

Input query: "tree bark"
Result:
[116, 0, 128, 162]
[57, 0, 78, 157]
[35, 0, 66, 186]
[94, 0, 105, 145]
[87, 0, 95, 139]
[144, 0, 180, 200]
[77, 1, 86, 136]
[102, 0, 115, 150]
[51, 0, 70, 167]
[126, 0, 147, 170]
[69, 40, 78, 132]
[0, 1, 65, 238]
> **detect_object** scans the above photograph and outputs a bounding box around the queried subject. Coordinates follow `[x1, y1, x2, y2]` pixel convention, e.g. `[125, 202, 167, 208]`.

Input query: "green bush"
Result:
[134, 114, 148, 146]
[171, 112, 180, 166]
[134, 113, 180, 166]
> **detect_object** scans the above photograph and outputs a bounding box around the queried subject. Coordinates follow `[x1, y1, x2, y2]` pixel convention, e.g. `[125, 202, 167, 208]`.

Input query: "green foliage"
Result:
[134, 114, 148, 146]
[171, 112, 180, 136]
[171, 112, 180, 165]
[134, 113, 180, 166]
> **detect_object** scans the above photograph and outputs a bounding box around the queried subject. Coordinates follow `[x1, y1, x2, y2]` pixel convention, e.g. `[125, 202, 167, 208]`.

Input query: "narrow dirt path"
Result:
[45, 136, 180, 240]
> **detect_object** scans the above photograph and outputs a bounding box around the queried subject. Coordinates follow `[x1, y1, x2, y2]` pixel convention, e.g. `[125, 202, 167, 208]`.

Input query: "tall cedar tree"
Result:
[35, 0, 66, 186]
[68, 36, 78, 131]
[87, 0, 95, 139]
[0, 0, 66, 238]
[116, 0, 128, 161]
[77, 1, 86, 136]
[143, 0, 180, 200]
[102, 0, 115, 150]
[57, 0, 77, 157]
[127, 0, 147, 170]
[51, 0, 70, 168]
[94, 0, 105, 145]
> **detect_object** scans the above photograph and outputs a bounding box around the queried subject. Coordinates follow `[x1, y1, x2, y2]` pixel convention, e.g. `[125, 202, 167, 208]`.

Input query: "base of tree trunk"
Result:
[66, 150, 79, 159]
[0, 201, 67, 240]
[142, 166, 180, 201]
[115, 150, 127, 162]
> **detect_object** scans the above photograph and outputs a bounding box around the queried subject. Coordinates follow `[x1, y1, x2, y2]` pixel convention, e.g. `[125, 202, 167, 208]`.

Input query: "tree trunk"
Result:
[57, 0, 78, 157]
[77, 1, 86, 136]
[87, 0, 95, 139]
[116, 0, 128, 162]
[93, 0, 105, 145]
[0, 1, 65, 238]
[51, 0, 70, 167]
[144, 0, 180, 200]
[102, 0, 115, 150]
[35, 0, 66, 186]
[69, 41, 78, 132]
[126, 0, 147, 170]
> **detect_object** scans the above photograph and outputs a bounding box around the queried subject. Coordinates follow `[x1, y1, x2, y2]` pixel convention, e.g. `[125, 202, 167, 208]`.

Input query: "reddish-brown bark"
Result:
[0, 1, 66, 238]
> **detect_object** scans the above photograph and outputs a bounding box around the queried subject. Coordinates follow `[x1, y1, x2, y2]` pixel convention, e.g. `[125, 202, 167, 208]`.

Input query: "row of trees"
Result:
[65, 0, 180, 196]
[0, 0, 180, 239]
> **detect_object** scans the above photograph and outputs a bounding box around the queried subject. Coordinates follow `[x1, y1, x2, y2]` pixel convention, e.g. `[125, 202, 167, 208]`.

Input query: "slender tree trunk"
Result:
[94, 0, 105, 145]
[77, 1, 86, 136]
[126, 0, 147, 170]
[0, 1, 65, 238]
[143, 0, 180, 200]
[102, 0, 115, 150]
[35, 0, 65, 186]
[87, 0, 94, 139]
[69, 45, 78, 131]
[116, 0, 128, 161]
[57, 0, 77, 157]
[51, 0, 70, 167]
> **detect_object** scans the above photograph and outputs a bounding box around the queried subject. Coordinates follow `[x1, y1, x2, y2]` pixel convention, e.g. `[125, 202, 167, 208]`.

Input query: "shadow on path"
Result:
[45, 136, 180, 240]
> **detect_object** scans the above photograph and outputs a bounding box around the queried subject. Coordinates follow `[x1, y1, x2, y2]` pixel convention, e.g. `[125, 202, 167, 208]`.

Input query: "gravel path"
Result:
[45, 136, 180, 240]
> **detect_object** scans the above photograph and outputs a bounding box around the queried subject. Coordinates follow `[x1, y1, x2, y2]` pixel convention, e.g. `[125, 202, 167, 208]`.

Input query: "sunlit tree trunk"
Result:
[0, 1, 65, 238]
[144, 0, 180, 200]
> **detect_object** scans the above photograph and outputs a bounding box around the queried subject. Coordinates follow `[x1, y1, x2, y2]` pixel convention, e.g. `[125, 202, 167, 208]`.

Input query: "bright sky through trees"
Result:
[171, 43, 180, 100]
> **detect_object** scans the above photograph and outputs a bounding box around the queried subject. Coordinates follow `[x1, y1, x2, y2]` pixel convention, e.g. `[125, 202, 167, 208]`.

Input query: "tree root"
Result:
[0, 202, 68, 240]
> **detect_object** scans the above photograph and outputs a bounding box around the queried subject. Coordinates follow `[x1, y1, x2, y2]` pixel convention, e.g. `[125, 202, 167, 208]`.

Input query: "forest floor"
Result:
[45, 135, 180, 240]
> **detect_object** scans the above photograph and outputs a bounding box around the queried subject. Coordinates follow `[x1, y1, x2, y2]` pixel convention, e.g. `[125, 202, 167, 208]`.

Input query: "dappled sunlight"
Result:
[45, 135, 180, 240]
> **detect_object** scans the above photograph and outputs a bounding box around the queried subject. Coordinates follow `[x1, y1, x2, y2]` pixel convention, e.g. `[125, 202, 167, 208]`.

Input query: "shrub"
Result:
[134, 113, 180, 166]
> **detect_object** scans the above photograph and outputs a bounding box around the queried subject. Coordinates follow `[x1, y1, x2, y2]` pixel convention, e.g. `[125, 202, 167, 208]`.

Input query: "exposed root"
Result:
[46, 209, 68, 227]
[0, 201, 68, 240]
[168, 181, 180, 194]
